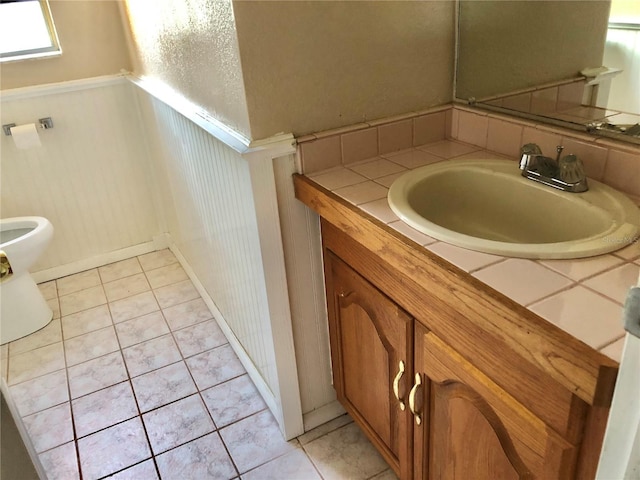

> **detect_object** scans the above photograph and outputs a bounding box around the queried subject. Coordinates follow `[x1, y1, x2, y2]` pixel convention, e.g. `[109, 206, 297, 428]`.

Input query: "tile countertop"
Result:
[307, 139, 640, 364]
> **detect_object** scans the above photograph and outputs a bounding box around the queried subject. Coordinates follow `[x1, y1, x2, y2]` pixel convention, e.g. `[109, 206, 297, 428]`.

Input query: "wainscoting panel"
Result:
[135, 89, 280, 399]
[0, 78, 160, 273]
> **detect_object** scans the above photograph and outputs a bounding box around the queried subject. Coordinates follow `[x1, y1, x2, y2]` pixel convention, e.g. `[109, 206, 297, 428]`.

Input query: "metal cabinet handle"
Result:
[392, 360, 406, 411]
[409, 372, 422, 425]
[0, 251, 13, 283]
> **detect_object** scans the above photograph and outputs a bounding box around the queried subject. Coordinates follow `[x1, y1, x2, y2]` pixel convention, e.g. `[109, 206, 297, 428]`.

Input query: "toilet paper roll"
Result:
[10, 123, 41, 150]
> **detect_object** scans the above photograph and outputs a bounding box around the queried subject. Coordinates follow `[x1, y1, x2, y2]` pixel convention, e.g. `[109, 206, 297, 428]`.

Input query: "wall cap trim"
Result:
[0, 73, 128, 101]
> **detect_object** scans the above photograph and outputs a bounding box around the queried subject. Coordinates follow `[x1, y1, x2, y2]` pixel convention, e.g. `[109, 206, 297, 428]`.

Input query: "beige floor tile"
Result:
[162, 298, 212, 331]
[142, 394, 214, 454]
[8, 342, 65, 385]
[38, 442, 79, 480]
[59, 285, 107, 317]
[220, 410, 298, 473]
[61, 304, 113, 340]
[371, 469, 400, 479]
[173, 319, 227, 358]
[156, 432, 236, 479]
[145, 262, 188, 289]
[98, 258, 143, 284]
[37, 281, 58, 300]
[122, 334, 182, 377]
[109, 291, 159, 324]
[138, 249, 178, 272]
[131, 361, 197, 413]
[9, 369, 68, 417]
[56, 269, 101, 297]
[201, 375, 267, 428]
[303, 422, 388, 480]
[78, 417, 151, 479]
[297, 415, 354, 446]
[23, 402, 74, 453]
[153, 280, 200, 309]
[72, 381, 138, 438]
[9, 319, 61, 356]
[243, 447, 321, 480]
[186, 344, 245, 390]
[103, 273, 151, 303]
[105, 460, 158, 480]
[47, 297, 60, 320]
[67, 351, 128, 399]
[115, 311, 169, 348]
[64, 326, 119, 367]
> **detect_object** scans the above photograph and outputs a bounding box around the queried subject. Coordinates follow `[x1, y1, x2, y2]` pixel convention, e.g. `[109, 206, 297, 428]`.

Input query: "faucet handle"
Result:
[559, 154, 586, 184]
[521, 143, 542, 156]
[519, 143, 543, 170]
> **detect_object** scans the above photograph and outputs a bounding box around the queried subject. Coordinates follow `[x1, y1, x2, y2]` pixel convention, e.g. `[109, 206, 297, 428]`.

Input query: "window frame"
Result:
[0, 0, 61, 63]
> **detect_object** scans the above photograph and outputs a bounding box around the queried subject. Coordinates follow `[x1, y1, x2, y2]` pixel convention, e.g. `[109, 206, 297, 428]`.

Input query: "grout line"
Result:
[597, 334, 626, 353]
[22, 250, 389, 479]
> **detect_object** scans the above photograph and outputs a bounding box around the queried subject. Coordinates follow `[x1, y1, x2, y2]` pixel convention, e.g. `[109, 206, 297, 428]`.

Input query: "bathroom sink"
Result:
[387, 159, 640, 259]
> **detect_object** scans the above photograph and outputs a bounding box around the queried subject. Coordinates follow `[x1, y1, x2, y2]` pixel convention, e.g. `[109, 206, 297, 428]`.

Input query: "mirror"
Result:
[455, 0, 640, 144]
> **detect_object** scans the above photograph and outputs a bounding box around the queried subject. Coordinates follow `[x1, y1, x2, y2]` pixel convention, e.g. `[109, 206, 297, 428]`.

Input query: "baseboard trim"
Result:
[303, 400, 346, 432]
[168, 243, 282, 429]
[31, 241, 158, 284]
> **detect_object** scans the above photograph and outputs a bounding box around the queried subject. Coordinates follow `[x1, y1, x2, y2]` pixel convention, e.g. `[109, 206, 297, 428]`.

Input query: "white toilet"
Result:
[0, 217, 54, 344]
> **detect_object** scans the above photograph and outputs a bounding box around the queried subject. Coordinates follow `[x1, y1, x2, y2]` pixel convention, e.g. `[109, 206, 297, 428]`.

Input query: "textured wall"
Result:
[0, 80, 160, 271]
[456, 0, 611, 100]
[122, 0, 252, 138]
[233, 1, 455, 138]
[1, 1, 132, 90]
[121, 0, 455, 140]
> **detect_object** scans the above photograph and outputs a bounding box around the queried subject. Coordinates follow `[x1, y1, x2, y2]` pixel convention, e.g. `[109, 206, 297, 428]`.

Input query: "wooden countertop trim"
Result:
[294, 174, 618, 407]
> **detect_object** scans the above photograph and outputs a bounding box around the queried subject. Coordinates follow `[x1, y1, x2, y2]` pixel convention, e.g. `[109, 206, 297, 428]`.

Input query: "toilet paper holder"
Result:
[2, 117, 54, 136]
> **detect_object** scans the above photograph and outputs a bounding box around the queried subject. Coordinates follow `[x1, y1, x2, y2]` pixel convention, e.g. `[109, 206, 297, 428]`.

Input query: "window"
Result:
[0, 0, 60, 62]
[609, 0, 640, 29]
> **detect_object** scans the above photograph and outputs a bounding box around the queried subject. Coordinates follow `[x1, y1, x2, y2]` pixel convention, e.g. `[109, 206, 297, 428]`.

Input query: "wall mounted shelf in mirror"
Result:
[455, 0, 640, 145]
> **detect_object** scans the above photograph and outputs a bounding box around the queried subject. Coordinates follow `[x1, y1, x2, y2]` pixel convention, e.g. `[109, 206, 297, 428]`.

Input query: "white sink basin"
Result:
[387, 159, 640, 259]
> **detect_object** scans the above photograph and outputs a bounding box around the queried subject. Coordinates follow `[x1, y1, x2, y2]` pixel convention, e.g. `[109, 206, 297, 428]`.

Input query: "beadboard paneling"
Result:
[0, 79, 160, 272]
[136, 89, 280, 394]
[273, 155, 338, 419]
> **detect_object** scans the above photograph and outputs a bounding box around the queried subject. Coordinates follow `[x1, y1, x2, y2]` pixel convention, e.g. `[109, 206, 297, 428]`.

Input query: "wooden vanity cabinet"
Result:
[413, 323, 578, 480]
[298, 175, 617, 480]
[324, 251, 413, 479]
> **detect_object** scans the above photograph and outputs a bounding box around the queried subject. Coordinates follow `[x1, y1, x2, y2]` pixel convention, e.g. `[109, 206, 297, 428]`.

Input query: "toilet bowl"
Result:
[0, 217, 54, 344]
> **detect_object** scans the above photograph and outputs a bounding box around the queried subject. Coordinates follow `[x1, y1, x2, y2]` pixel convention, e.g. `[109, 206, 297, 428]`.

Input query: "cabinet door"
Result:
[412, 323, 577, 480]
[325, 252, 413, 479]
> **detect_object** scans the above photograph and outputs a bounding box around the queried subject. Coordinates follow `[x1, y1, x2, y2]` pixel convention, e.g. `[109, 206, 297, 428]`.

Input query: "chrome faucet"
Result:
[519, 143, 588, 193]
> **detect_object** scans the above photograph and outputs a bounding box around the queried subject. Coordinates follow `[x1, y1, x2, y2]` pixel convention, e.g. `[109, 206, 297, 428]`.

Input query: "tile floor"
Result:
[1, 250, 397, 480]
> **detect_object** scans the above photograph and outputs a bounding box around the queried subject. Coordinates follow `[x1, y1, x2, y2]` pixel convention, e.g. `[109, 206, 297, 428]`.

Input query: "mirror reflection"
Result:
[456, 0, 640, 144]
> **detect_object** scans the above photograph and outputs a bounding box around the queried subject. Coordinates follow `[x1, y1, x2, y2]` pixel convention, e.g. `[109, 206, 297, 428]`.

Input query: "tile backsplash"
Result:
[298, 104, 640, 203]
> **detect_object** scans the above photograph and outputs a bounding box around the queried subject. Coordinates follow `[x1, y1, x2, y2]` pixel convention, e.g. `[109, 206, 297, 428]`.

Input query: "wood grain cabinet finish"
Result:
[298, 175, 617, 480]
[324, 252, 413, 478]
[413, 323, 577, 480]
